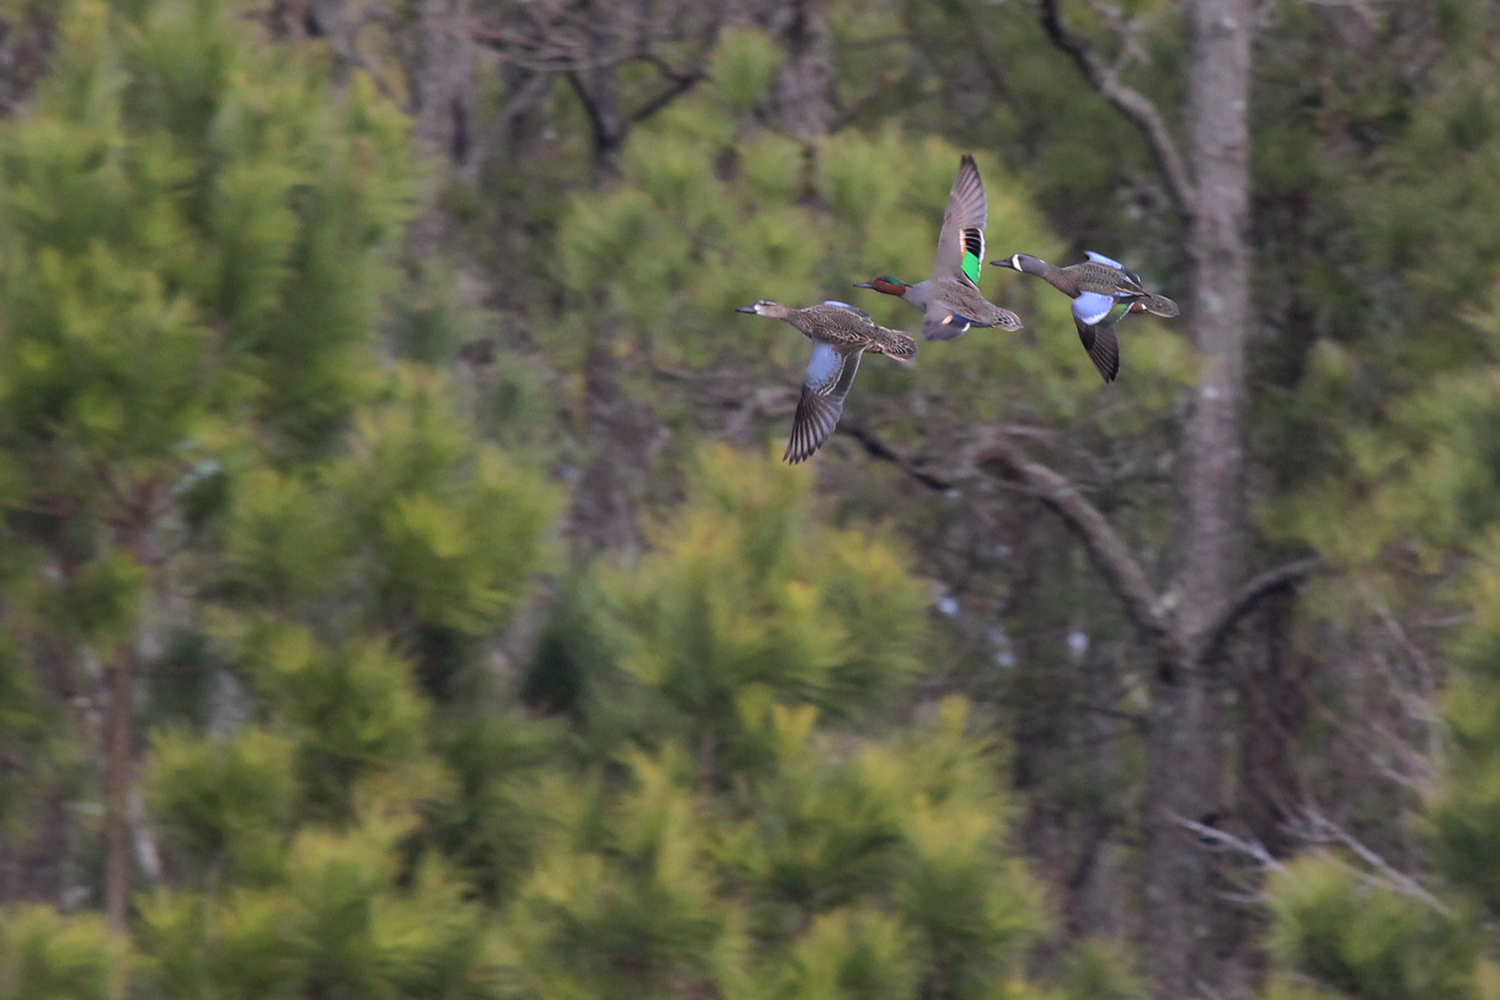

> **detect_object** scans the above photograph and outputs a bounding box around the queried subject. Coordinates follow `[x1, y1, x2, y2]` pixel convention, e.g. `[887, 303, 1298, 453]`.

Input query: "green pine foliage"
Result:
[135, 821, 506, 1000]
[504, 447, 1063, 1000]
[0, 0, 416, 466]
[1261, 317, 1500, 998]
[591, 445, 927, 767]
[1266, 857, 1476, 1000]
[0, 906, 126, 1000]
[0, 2, 556, 997]
[219, 366, 560, 697]
[144, 725, 298, 885]
[0, 0, 423, 888]
[1431, 533, 1500, 920]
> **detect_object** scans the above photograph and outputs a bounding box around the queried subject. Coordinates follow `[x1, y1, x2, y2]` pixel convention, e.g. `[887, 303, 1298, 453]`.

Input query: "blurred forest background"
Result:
[0, 0, 1499, 998]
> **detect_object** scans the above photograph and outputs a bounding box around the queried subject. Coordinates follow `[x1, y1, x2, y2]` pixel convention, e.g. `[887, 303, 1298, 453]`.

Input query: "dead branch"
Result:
[1194, 556, 1323, 665]
[1036, 0, 1196, 215]
[976, 430, 1189, 671]
[1172, 812, 1287, 874]
[628, 65, 708, 125]
[837, 422, 956, 491]
[1359, 578, 1437, 698]
[1291, 805, 1452, 915]
[829, 70, 909, 133]
[566, 70, 620, 157]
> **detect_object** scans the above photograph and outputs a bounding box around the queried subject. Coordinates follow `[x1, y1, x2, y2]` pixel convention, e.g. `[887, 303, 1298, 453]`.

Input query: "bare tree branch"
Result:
[1291, 806, 1452, 915]
[829, 70, 908, 133]
[1194, 556, 1323, 665]
[1036, 0, 1196, 215]
[976, 431, 1188, 670]
[837, 422, 956, 491]
[565, 69, 626, 169]
[471, 0, 722, 167]
[628, 66, 708, 125]
[1359, 578, 1438, 698]
[1172, 813, 1287, 874]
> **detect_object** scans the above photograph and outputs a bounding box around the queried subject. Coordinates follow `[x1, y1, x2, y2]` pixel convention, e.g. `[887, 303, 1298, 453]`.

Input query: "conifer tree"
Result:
[1263, 361, 1500, 998]
[0, 0, 558, 948]
[509, 445, 1140, 1000]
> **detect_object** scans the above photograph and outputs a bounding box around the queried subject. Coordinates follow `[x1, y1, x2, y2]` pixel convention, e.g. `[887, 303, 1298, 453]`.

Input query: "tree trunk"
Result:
[767, 0, 833, 140]
[1179, 0, 1251, 641]
[103, 644, 134, 934]
[1142, 653, 1219, 998]
[411, 0, 475, 167]
[1144, 0, 1252, 994]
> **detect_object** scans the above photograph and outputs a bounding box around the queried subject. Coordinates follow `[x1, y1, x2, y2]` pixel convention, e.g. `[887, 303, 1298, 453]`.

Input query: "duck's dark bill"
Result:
[734, 305, 757, 313]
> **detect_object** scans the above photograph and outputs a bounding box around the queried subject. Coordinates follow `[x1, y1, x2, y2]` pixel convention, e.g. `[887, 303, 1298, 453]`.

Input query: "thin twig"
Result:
[1293, 806, 1452, 915]
[1171, 813, 1287, 874]
[628, 68, 708, 125]
[837, 422, 956, 491]
[976, 430, 1187, 673]
[1194, 556, 1323, 665]
[1036, 0, 1196, 215]
[1359, 578, 1436, 698]
[829, 70, 908, 133]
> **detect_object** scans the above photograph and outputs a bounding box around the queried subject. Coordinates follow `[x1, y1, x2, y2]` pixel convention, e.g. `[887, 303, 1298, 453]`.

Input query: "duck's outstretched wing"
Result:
[785, 343, 863, 463]
[932, 156, 988, 286]
[1072, 291, 1121, 381]
[1073, 316, 1120, 383]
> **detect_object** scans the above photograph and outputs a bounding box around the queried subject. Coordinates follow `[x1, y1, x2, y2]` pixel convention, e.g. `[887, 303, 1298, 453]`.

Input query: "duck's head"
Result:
[736, 299, 788, 318]
[852, 275, 909, 297]
[991, 253, 1047, 275]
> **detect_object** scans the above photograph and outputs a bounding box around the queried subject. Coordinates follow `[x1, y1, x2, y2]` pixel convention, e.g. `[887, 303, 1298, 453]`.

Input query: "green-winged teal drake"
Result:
[991, 250, 1178, 382]
[735, 299, 917, 463]
[853, 155, 1023, 342]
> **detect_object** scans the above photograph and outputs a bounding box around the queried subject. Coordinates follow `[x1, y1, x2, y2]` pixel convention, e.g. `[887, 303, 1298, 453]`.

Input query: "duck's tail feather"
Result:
[875, 330, 919, 359]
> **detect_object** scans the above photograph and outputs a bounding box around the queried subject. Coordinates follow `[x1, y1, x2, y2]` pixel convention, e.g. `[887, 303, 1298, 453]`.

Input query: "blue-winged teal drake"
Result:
[735, 299, 917, 463]
[853, 155, 1023, 342]
[991, 250, 1178, 382]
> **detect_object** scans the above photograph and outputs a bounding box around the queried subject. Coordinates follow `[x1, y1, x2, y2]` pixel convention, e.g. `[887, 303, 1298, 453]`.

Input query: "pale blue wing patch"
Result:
[1084, 250, 1126, 269]
[822, 300, 873, 321]
[804, 341, 845, 392]
[786, 344, 863, 463]
[1072, 291, 1117, 327]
